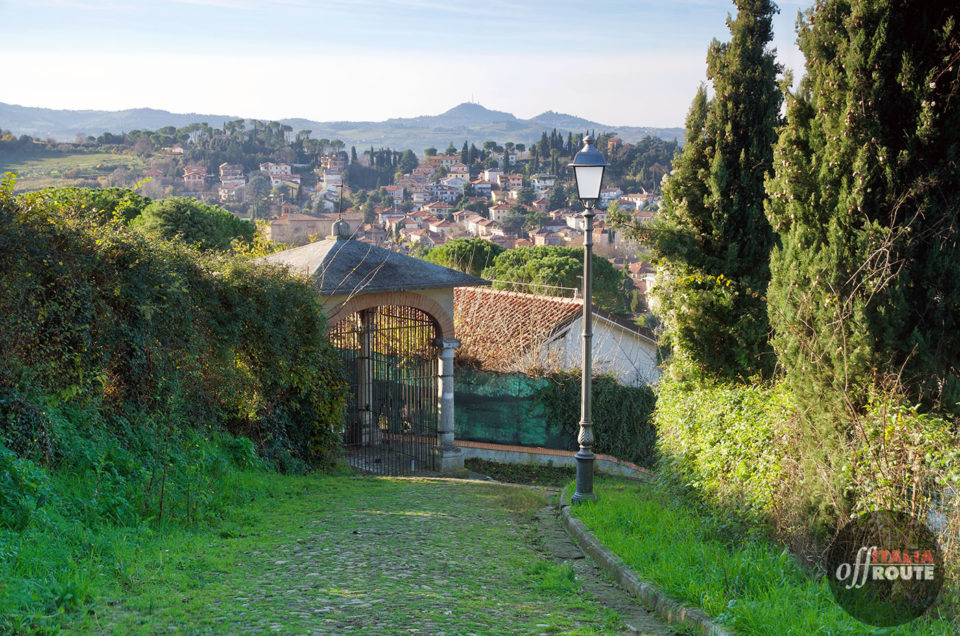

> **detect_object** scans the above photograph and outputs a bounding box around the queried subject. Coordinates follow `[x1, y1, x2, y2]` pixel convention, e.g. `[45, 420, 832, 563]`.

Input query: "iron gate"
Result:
[330, 305, 440, 475]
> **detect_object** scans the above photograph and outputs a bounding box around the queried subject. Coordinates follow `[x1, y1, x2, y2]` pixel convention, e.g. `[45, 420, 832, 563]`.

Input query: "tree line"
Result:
[622, 0, 960, 544]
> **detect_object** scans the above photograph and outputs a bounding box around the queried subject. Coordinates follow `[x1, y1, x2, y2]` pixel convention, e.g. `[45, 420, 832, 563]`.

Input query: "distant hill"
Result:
[0, 103, 237, 140]
[0, 101, 684, 150]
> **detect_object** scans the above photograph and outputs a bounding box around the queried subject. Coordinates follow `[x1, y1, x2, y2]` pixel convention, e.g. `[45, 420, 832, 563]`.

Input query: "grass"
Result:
[0, 150, 145, 191]
[565, 477, 956, 635]
[466, 457, 577, 486]
[5, 468, 626, 634]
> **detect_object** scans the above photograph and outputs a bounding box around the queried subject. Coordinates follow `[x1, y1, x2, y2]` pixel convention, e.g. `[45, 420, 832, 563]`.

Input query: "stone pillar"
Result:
[436, 338, 463, 472]
[358, 310, 377, 446]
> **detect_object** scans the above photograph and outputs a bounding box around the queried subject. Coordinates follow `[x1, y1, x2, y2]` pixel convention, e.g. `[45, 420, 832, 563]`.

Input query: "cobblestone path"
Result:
[89, 477, 673, 635]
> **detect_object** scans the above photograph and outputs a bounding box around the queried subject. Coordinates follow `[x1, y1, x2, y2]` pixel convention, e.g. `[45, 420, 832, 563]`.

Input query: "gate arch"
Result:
[327, 291, 454, 341]
[330, 304, 441, 474]
[260, 234, 488, 474]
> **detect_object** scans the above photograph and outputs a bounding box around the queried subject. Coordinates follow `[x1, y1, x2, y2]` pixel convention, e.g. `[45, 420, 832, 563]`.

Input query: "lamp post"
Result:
[569, 134, 607, 505]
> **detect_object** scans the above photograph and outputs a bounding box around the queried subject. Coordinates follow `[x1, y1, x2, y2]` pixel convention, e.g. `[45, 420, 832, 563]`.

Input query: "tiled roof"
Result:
[453, 287, 582, 372]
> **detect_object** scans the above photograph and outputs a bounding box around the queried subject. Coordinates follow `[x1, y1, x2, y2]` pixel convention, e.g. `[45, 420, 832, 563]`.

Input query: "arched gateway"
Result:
[263, 232, 487, 475]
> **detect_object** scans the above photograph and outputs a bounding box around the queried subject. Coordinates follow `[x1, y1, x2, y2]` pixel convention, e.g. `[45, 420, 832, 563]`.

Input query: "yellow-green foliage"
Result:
[654, 374, 792, 521]
[655, 370, 960, 573]
[0, 179, 346, 468]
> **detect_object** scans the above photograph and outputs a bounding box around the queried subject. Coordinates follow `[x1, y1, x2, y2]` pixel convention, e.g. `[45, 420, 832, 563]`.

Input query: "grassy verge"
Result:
[466, 457, 576, 486]
[565, 477, 956, 635]
[0, 425, 279, 634]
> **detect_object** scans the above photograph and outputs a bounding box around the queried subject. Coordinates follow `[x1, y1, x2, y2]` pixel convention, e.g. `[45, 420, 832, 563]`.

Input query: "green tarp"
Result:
[454, 367, 576, 450]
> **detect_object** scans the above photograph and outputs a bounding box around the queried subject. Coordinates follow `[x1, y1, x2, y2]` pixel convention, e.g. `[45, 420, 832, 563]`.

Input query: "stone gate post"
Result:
[436, 338, 463, 472]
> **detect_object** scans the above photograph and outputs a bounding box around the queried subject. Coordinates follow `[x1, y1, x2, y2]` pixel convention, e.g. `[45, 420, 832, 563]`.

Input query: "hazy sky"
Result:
[2, 0, 808, 128]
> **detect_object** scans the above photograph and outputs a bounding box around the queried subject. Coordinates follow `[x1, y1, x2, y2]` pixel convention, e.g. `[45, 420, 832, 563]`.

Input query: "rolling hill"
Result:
[1, 102, 684, 151]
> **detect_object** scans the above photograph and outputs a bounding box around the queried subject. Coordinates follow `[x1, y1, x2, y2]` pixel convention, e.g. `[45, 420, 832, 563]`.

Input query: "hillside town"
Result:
[162, 141, 664, 297]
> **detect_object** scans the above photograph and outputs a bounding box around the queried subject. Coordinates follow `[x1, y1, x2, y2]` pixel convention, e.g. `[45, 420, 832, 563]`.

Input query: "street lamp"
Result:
[569, 134, 607, 505]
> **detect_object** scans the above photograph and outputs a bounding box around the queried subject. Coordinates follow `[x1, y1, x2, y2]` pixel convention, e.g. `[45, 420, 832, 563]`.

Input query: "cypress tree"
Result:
[645, 0, 782, 380]
[766, 2, 960, 416]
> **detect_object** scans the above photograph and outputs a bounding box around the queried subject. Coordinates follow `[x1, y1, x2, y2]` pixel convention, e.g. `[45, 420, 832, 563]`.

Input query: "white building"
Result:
[454, 287, 659, 386]
[260, 162, 293, 176]
[531, 173, 557, 192]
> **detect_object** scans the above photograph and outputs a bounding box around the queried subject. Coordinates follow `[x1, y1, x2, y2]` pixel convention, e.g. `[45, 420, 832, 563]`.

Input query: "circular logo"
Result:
[826, 510, 944, 626]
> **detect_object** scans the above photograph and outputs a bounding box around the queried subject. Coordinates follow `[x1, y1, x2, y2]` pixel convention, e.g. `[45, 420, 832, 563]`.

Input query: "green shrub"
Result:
[481, 246, 634, 314]
[535, 371, 657, 467]
[1, 185, 346, 468]
[132, 196, 255, 251]
[0, 181, 335, 629]
[653, 374, 791, 522]
[0, 445, 50, 531]
[654, 371, 960, 585]
[32, 185, 151, 224]
[424, 237, 503, 277]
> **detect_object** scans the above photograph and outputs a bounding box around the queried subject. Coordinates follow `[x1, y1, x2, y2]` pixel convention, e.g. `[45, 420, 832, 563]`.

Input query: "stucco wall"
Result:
[540, 315, 659, 386]
[323, 287, 455, 339]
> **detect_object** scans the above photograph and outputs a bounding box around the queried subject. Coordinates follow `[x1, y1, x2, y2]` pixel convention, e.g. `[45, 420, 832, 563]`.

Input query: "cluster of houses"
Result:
[261, 152, 660, 293]
[154, 160, 309, 204]
[148, 146, 661, 293]
[216, 161, 303, 204]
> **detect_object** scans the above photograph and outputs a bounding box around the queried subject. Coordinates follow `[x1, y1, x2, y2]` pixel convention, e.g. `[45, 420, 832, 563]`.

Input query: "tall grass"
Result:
[0, 414, 267, 632]
[569, 478, 956, 635]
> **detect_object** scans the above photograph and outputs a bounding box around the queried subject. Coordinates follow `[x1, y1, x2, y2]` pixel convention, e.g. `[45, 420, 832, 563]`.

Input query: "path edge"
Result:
[559, 503, 735, 636]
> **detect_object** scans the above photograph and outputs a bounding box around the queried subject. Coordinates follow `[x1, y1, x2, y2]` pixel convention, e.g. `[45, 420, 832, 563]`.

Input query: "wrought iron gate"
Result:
[330, 305, 440, 475]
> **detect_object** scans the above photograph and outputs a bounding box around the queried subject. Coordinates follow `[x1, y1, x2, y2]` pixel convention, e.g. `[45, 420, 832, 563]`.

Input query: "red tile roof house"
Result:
[404, 228, 445, 248]
[182, 167, 207, 189]
[530, 228, 563, 247]
[219, 162, 245, 183]
[454, 287, 659, 386]
[218, 181, 246, 204]
[259, 162, 293, 176]
[268, 173, 301, 188]
[421, 200, 455, 216]
[532, 197, 550, 212]
[427, 154, 460, 169]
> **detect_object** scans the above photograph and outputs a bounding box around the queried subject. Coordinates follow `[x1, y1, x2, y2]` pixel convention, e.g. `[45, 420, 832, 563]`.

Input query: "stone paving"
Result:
[93, 477, 676, 635]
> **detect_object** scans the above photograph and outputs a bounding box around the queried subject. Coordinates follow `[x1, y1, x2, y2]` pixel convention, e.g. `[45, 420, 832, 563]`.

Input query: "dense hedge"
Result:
[0, 181, 347, 626]
[535, 371, 657, 467]
[654, 377, 792, 522]
[0, 181, 346, 470]
[654, 372, 960, 551]
[132, 196, 256, 251]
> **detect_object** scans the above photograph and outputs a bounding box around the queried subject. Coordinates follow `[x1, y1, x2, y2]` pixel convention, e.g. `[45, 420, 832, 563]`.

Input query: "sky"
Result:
[1, 0, 808, 129]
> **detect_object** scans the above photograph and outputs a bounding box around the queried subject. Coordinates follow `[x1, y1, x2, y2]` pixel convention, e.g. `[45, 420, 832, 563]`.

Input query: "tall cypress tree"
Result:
[766, 2, 960, 413]
[644, 0, 782, 379]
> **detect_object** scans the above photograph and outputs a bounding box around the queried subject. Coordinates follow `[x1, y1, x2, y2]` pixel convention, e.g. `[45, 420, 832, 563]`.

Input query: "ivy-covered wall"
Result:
[0, 181, 346, 470]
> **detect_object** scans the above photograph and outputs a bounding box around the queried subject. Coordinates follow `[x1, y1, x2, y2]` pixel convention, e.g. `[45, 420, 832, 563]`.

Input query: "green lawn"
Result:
[0, 151, 145, 191]
[51, 473, 623, 635]
[567, 478, 956, 635]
